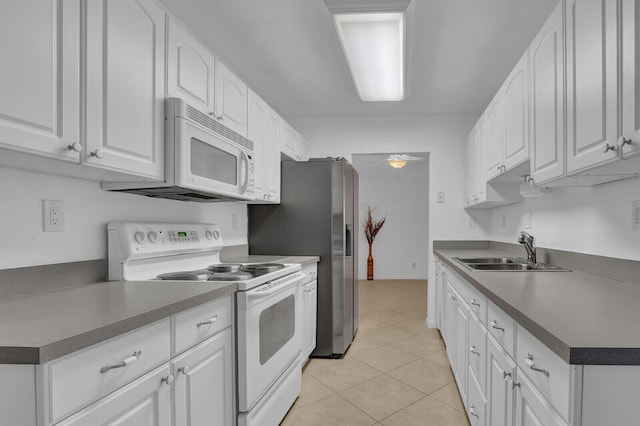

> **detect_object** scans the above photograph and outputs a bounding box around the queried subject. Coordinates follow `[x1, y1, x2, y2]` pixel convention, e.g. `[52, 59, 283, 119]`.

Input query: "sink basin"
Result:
[464, 263, 571, 272]
[454, 257, 525, 264]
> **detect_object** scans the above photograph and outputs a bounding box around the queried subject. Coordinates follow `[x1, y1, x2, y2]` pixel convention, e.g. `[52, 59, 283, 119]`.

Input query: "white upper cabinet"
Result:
[166, 16, 215, 115]
[215, 61, 248, 137]
[620, 0, 640, 159]
[565, 0, 619, 174]
[474, 118, 486, 203]
[502, 51, 529, 171]
[0, 0, 80, 162]
[484, 93, 504, 182]
[281, 121, 300, 160]
[529, 2, 565, 186]
[267, 108, 282, 202]
[298, 137, 311, 161]
[85, 0, 165, 180]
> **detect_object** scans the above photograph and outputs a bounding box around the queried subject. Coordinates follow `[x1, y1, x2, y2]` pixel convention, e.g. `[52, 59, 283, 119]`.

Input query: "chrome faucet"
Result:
[518, 231, 536, 264]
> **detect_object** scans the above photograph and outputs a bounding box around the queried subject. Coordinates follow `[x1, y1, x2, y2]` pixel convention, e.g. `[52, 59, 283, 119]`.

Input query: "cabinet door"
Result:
[487, 334, 516, 426]
[468, 367, 487, 426]
[166, 16, 215, 115]
[485, 94, 504, 181]
[503, 51, 530, 170]
[454, 298, 469, 404]
[620, 0, 640, 158]
[0, 0, 80, 162]
[514, 371, 568, 426]
[281, 121, 299, 160]
[298, 137, 311, 161]
[565, 0, 618, 174]
[474, 119, 486, 203]
[464, 133, 475, 207]
[304, 280, 318, 360]
[215, 61, 248, 137]
[57, 364, 171, 426]
[442, 279, 457, 364]
[530, 2, 565, 185]
[267, 107, 282, 202]
[172, 328, 233, 426]
[85, 0, 165, 180]
[248, 89, 269, 200]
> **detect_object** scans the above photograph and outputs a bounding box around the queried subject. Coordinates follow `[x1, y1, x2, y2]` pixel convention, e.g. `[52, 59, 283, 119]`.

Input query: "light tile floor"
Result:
[281, 279, 470, 426]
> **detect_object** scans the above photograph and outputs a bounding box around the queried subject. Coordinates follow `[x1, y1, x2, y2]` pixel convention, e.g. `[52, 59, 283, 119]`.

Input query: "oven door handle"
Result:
[244, 272, 307, 306]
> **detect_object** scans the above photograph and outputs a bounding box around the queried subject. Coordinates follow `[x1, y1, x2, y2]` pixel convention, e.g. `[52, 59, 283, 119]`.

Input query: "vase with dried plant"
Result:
[362, 205, 386, 280]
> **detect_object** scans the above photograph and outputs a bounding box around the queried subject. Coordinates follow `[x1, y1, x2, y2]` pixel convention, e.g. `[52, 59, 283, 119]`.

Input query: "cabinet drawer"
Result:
[468, 312, 487, 394]
[516, 326, 572, 423]
[447, 269, 470, 303]
[172, 295, 232, 355]
[487, 302, 515, 357]
[468, 285, 487, 325]
[48, 319, 170, 423]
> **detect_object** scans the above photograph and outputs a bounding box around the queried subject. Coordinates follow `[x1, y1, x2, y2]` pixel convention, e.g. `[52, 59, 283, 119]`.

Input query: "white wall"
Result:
[352, 153, 429, 280]
[0, 166, 248, 270]
[487, 177, 640, 261]
[292, 114, 490, 326]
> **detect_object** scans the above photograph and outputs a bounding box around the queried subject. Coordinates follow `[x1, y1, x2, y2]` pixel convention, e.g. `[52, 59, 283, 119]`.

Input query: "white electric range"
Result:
[107, 222, 305, 426]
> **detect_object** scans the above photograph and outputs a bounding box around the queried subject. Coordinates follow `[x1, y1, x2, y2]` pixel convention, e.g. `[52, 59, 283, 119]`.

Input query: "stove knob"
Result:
[134, 231, 146, 244]
[213, 230, 221, 240]
[148, 231, 159, 244]
[205, 230, 214, 240]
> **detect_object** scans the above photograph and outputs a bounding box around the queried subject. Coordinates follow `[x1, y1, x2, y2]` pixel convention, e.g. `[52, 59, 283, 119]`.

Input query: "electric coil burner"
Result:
[107, 222, 305, 426]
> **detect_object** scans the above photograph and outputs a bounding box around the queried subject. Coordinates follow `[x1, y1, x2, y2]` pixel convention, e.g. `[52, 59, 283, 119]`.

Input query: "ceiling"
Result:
[159, 0, 559, 120]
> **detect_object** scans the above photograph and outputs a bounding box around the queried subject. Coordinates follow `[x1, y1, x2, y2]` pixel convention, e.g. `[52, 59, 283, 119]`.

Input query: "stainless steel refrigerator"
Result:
[248, 157, 358, 358]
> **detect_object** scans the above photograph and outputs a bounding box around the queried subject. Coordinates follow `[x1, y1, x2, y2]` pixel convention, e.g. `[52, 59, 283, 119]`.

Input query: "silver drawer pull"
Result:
[470, 299, 481, 307]
[197, 314, 218, 327]
[100, 350, 142, 374]
[469, 404, 480, 419]
[503, 371, 512, 381]
[469, 345, 480, 356]
[525, 354, 550, 377]
[490, 320, 505, 331]
[161, 374, 174, 386]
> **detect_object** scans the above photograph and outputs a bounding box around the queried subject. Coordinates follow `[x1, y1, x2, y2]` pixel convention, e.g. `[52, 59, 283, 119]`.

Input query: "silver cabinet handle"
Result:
[503, 371, 512, 381]
[602, 143, 616, 153]
[469, 404, 480, 419]
[525, 354, 550, 377]
[161, 374, 174, 386]
[67, 143, 83, 153]
[469, 345, 479, 356]
[178, 365, 190, 375]
[90, 149, 105, 159]
[618, 136, 632, 148]
[490, 320, 505, 331]
[100, 350, 142, 373]
[197, 314, 218, 327]
[470, 299, 480, 307]
[208, 111, 223, 120]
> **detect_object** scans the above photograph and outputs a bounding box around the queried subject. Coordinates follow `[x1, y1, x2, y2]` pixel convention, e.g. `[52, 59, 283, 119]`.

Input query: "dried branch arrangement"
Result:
[362, 205, 387, 246]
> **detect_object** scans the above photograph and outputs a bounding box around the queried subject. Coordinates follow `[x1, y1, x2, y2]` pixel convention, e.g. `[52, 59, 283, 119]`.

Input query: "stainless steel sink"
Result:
[454, 257, 525, 264]
[453, 257, 571, 272]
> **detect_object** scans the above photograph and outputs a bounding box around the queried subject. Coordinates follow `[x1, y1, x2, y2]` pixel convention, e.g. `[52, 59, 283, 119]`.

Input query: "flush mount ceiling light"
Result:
[387, 157, 408, 169]
[385, 154, 423, 169]
[325, 0, 412, 102]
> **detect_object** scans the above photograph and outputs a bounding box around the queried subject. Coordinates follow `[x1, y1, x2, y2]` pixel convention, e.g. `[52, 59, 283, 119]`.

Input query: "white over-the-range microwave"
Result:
[103, 97, 255, 202]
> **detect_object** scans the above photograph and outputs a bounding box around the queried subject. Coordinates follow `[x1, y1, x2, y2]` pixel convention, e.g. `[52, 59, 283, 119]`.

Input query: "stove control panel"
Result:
[108, 222, 224, 262]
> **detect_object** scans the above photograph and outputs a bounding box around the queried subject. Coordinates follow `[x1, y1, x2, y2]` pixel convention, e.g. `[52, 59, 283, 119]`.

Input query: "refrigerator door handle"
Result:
[345, 224, 352, 257]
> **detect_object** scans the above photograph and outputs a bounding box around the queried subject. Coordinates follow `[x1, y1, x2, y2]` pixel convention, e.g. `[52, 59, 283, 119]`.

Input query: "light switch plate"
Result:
[633, 200, 640, 230]
[468, 215, 476, 228]
[523, 211, 532, 229]
[437, 192, 445, 203]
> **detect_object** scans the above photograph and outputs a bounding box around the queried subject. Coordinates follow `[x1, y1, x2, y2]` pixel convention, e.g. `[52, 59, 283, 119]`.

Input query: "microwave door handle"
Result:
[239, 151, 249, 194]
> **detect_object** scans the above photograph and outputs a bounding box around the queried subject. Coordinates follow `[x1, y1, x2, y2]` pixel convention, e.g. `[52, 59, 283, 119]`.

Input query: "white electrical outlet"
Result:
[43, 200, 65, 232]
[633, 200, 640, 230]
[468, 215, 476, 228]
[411, 262, 416, 269]
[524, 211, 532, 229]
[437, 192, 445, 203]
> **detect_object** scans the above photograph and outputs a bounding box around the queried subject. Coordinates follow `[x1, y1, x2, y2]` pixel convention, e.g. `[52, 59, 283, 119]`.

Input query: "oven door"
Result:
[174, 116, 254, 200]
[236, 272, 305, 412]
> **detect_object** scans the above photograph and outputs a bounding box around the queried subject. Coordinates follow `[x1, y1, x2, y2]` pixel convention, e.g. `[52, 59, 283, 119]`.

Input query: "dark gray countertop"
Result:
[0, 281, 236, 365]
[435, 248, 640, 365]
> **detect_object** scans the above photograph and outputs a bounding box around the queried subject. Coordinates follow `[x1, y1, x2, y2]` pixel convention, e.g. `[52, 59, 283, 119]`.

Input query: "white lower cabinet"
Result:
[514, 369, 568, 426]
[300, 263, 318, 363]
[171, 328, 233, 426]
[56, 364, 172, 426]
[454, 296, 469, 404]
[1, 296, 234, 426]
[486, 333, 516, 426]
[467, 367, 487, 426]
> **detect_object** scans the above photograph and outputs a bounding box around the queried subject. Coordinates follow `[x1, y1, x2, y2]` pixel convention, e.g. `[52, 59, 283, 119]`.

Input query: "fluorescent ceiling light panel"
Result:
[333, 12, 404, 101]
